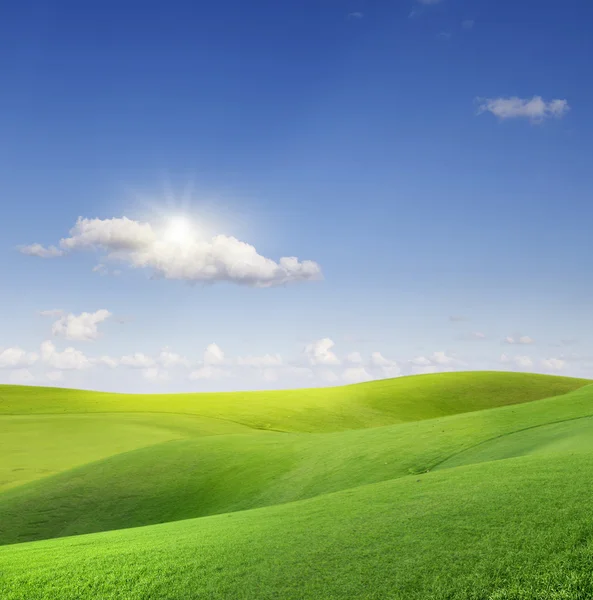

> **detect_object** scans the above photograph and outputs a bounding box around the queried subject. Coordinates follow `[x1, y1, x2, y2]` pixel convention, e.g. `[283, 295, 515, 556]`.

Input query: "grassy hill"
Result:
[1, 371, 593, 599]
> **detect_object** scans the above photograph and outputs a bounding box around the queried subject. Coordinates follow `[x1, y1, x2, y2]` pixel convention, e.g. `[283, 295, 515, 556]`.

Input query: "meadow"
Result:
[1, 371, 593, 599]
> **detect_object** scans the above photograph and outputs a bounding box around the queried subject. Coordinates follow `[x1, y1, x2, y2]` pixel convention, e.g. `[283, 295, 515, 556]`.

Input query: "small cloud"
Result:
[143, 367, 169, 382]
[48, 309, 112, 342]
[437, 31, 452, 41]
[347, 12, 363, 19]
[0, 347, 38, 368]
[477, 96, 570, 123]
[417, 0, 443, 4]
[40, 340, 91, 370]
[93, 356, 119, 368]
[236, 353, 283, 368]
[410, 351, 465, 370]
[342, 366, 373, 383]
[458, 331, 486, 341]
[370, 351, 401, 378]
[504, 336, 534, 345]
[92, 264, 108, 276]
[540, 358, 565, 372]
[189, 366, 230, 381]
[158, 347, 190, 368]
[18, 243, 63, 258]
[203, 343, 225, 366]
[38, 309, 65, 318]
[449, 315, 469, 322]
[304, 338, 340, 366]
[119, 353, 155, 368]
[462, 19, 475, 29]
[500, 353, 533, 369]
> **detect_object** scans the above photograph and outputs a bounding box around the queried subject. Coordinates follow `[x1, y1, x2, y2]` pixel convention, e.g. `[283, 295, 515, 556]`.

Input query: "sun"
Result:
[164, 216, 195, 245]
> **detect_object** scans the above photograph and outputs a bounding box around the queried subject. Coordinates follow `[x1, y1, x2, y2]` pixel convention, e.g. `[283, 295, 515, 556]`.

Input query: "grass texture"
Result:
[1, 371, 592, 599]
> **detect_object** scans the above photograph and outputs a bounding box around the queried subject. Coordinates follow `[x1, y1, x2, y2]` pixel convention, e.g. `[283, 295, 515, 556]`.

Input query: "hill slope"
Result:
[2, 372, 593, 599]
[1, 371, 588, 432]
[2, 451, 593, 600]
[1, 376, 592, 545]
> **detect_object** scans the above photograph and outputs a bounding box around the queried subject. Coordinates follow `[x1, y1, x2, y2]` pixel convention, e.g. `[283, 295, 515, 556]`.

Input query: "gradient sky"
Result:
[1, 0, 592, 392]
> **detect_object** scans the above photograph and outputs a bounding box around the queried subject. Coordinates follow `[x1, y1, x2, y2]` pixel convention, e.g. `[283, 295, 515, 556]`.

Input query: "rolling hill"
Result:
[1, 371, 593, 599]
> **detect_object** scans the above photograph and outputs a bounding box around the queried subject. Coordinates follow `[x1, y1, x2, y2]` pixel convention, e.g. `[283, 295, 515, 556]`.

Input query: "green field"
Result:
[2, 371, 593, 599]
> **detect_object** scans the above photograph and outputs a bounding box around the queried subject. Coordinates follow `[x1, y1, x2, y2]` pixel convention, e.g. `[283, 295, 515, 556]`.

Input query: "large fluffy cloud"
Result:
[20, 216, 322, 288]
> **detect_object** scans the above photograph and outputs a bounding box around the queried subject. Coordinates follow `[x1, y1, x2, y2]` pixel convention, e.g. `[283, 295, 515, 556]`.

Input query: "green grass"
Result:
[0, 413, 254, 491]
[1, 370, 587, 432]
[2, 453, 593, 599]
[1, 371, 593, 598]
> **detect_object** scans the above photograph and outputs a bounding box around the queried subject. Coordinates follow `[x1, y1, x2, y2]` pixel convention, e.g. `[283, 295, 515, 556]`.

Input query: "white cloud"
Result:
[345, 352, 363, 364]
[369, 351, 401, 378]
[347, 12, 363, 19]
[40, 341, 91, 370]
[21, 216, 322, 288]
[0, 347, 39, 368]
[46, 371, 64, 382]
[477, 96, 570, 123]
[304, 338, 340, 366]
[93, 355, 119, 368]
[500, 353, 533, 369]
[342, 366, 373, 383]
[204, 343, 225, 366]
[540, 358, 565, 372]
[432, 351, 462, 365]
[48, 309, 112, 341]
[410, 356, 431, 366]
[158, 347, 190, 368]
[189, 366, 230, 380]
[471, 332, 486, 340]
[236, 353, 283, 368]
[119, 353, 155, 368]
[449, 315, 469, 322]
[417, 0, 442, 4]
[9, 369, 34, 384]
[18, 243, 64, 258]
[514, 355, 533, 368]
[504, 336, 534, 345]
[92, 264, 108, 276]
[410, 351, 464, 370]
[462, 19, 475, 29]
[38, 309, 65, 318]
[143, 367, 169, 382]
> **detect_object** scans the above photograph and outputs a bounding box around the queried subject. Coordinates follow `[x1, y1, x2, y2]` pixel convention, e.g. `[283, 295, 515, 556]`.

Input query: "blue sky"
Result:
[1, 0, 592, 392]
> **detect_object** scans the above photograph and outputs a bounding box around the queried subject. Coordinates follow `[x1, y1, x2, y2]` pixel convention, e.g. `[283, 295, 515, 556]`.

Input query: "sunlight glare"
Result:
[165, 216, 195, 245]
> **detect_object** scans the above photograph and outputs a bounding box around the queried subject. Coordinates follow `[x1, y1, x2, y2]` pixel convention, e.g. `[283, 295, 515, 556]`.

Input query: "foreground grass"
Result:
[2, 381, 593, 545]
[2, 372, 593, 599]
[2, 452, 593, 600]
